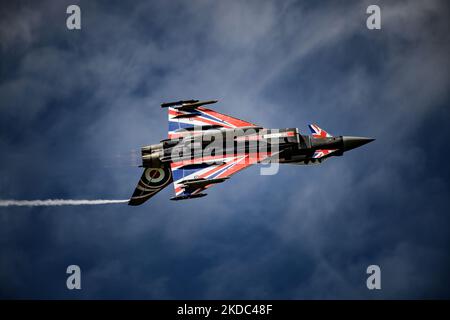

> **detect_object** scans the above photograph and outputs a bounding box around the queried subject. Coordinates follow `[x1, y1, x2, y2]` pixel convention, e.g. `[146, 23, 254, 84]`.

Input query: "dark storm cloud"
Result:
[0, 0, 449, 298]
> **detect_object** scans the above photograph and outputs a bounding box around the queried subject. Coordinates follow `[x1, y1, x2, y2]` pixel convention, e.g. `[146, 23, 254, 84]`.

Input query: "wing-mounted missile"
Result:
[169, 177, 229, 201]
[180, 177, 229, 190]
[170, 193, 208, 201]
[173, 124, 223, 132]
[161, 99, 199, 108]
[161, 99, 218, 111]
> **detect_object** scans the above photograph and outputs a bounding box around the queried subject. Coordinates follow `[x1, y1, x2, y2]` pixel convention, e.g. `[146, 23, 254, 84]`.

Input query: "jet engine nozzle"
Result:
[142, 151, 164, 167]
[141, 143, 163, 155]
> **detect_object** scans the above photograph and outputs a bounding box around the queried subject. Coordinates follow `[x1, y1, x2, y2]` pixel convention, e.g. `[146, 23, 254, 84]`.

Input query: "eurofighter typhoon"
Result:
[128, 100, 374, 205]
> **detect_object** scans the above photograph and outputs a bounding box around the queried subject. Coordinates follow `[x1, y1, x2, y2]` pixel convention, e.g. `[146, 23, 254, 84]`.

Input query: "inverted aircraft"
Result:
[129, 100, 374, 205]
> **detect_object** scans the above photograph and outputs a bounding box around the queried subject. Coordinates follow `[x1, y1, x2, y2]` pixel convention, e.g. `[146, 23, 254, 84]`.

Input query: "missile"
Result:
[161, 99, 199, 108]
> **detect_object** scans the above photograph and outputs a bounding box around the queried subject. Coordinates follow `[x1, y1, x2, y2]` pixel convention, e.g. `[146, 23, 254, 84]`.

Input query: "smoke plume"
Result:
[0, 199, 129, 207]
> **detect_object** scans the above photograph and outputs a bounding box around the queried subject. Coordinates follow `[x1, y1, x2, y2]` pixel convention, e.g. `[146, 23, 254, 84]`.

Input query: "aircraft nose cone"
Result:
[342, 136, 375, 151]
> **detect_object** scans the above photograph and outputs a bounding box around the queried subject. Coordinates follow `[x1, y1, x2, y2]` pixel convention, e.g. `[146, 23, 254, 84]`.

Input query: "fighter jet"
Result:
[128, 100, 374, 205]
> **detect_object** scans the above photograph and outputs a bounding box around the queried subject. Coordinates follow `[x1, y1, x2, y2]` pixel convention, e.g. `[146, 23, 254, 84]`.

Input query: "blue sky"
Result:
[0, 0, 449, 298]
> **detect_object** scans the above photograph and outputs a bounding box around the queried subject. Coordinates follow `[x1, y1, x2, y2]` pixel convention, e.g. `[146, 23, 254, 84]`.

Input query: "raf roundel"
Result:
[145, 168, 164, 183]
[143, 167, 171, 188]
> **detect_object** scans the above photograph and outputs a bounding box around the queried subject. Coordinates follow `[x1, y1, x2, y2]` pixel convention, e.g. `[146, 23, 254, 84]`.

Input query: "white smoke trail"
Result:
[0, 199, 128, 207]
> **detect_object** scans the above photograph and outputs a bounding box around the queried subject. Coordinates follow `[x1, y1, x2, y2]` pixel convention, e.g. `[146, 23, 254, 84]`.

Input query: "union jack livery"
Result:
[129, 99, 374, 205]
[308, 123, 332, 138]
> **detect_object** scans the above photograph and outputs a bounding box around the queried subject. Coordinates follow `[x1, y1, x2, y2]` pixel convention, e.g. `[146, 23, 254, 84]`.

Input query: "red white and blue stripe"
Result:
[168, 106, 257, 139]
[308, 124, 332, 138]
[312, 149, 337, 159]
[170, 152, 272, 197]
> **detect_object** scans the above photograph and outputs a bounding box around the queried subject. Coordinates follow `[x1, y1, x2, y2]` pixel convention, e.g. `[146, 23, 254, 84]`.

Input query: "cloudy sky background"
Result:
[0, 0, 449, 298]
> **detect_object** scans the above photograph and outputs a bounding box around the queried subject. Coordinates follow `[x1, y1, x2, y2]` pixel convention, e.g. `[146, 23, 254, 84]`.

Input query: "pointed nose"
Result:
[342, 136, 375, 151]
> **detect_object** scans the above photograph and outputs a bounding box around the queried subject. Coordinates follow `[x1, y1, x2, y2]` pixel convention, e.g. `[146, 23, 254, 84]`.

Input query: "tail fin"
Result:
[308, 124, 332, 138]
[128, 163, 173, 206]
